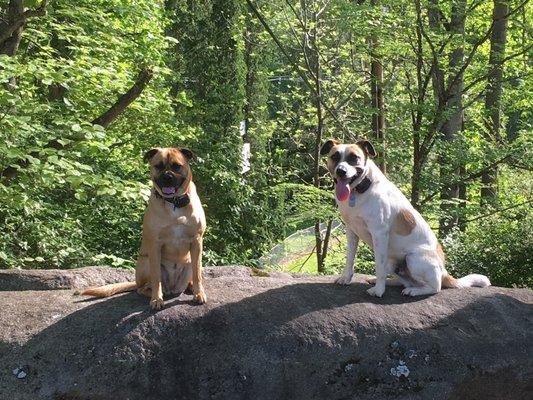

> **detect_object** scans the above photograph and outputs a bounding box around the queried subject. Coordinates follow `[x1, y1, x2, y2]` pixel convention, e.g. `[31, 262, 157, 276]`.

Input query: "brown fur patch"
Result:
[442, 274, 459, 288]
[356, 139, 377, 157]
[320, 139, 340, 155]
[436, 243, 445, 266]
[394, 208, 417, 236]
[345, 144, 367, 165]
[326, 145, 342, 174]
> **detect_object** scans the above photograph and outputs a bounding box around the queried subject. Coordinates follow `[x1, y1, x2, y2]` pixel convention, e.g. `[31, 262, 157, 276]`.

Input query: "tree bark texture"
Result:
[369, 0, 386, 173]
[481, 0, 509, 205]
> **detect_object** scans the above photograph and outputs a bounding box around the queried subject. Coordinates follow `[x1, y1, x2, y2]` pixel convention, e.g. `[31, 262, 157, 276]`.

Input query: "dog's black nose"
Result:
[336, 165, 347, 177]
[162, 172, 174, 184]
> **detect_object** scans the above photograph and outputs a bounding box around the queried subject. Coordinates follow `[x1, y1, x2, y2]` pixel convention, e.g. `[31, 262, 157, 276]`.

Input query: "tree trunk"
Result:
[308, 7, 328, 274]
[481, 0, 509, 205]
[0, 0, 24, 88]
[0, 0, 24, 57]
[410, 5, 426, 209]
[92, 68, 153, 128]
[430, 0, 466, 237]
[369, 0, 386, 173]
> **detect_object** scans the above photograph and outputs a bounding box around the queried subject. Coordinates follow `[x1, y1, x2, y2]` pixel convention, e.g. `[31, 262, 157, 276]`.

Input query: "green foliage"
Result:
[0, 0, 531, 290]
[444, 206, 533, 288]
[283, 233, 376, 277]
[0, 0, 176, 269]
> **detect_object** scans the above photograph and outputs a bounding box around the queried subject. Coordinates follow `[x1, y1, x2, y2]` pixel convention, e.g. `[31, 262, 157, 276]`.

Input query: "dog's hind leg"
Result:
[137, 285, 152, 298]
[401, 252, 441, 296]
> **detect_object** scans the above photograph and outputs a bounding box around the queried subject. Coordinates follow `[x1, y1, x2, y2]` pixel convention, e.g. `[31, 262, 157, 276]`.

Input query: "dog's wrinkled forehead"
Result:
[144, 147, 194, 170]
[153, 148, 187, 166]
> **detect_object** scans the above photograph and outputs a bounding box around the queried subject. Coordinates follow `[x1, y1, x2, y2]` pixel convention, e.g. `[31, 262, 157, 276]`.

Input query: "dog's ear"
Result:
[320, 139, 340, 156]
[357, 139, 377, 158]
[179, 148, 195, 161]
[143, 148, 159, 163]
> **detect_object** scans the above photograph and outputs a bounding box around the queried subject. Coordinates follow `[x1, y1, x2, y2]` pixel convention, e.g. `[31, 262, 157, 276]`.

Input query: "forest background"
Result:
[0, 0, 531, 287]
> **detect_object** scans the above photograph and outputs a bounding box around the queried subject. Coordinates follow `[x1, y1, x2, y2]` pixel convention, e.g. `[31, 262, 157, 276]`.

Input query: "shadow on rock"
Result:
[1, 280, 532, 400]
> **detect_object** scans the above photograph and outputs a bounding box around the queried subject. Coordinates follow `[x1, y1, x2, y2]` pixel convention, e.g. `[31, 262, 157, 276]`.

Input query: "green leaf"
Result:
[24, 0, 39, 8]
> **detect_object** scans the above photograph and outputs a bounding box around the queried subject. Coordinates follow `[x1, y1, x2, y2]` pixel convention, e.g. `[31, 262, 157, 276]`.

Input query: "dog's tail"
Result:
[81, 281, 137, 298]
[442, 273, 491, 289]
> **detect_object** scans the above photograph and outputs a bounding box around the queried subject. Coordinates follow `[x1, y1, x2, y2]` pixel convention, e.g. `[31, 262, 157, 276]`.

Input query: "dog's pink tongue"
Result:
[162, 186, 176, 195]
[335, 180, 350, 202]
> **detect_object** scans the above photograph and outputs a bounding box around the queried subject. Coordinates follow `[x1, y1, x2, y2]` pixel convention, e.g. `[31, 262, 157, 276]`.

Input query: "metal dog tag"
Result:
[349, 191, 356, 207]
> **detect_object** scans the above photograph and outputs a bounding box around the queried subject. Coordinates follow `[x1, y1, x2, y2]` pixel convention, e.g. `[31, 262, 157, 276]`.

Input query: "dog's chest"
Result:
[162, 223, 194, 245]
[157, 208, 197, 245]
[337, 197, 374, 246]
[337, 195, 366, 224]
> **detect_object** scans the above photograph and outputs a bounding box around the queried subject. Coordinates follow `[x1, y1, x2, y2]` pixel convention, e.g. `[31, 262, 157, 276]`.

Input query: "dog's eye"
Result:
[155, 162, 164, 170]
[170, 163, 181, 171]
[346, 153, 359, 164]
[331, 151, 341, 162]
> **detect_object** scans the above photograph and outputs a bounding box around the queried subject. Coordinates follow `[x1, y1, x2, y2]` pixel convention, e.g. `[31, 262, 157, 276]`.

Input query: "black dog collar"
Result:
[354, 177, 372, 194]
[155, 191, 190, 210]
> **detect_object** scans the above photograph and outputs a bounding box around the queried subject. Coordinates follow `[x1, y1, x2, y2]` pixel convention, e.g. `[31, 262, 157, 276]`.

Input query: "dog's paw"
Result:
[335, 273, 353, 285]
[366, 277, 377, 284]
[194, 291, 207, 304]
[150, 297, 164, 310]
[367, 285, 385, 298]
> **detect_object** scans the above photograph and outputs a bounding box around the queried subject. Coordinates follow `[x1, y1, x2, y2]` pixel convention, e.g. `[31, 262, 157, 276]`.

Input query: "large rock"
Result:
[0, 266, 531, 400]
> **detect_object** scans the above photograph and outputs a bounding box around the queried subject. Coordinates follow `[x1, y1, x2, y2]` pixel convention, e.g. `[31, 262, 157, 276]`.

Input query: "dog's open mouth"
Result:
[161, 186, 177, 195]
[335, 175, 358, 202]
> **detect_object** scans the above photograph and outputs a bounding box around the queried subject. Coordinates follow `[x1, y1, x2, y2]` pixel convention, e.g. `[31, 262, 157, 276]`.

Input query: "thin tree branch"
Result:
[91, 68, 153, 128]
[420, 154, 512, 206]
[431, 199, 533, 230]
[245, 0, 348, 132]
[1, 67, 153, 182]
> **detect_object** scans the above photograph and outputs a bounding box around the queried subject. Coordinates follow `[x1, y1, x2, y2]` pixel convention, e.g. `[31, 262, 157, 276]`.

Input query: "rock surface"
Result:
[0, 266, 532, 400]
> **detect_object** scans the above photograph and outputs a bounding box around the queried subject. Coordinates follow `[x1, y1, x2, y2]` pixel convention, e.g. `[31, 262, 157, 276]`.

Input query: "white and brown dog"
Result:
[321, 139, 490, 297]
[83, 147, 207, 309]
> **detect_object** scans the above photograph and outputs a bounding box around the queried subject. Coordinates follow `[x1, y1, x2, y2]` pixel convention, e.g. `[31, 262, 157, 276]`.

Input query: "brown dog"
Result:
[82, 147, 207, 310]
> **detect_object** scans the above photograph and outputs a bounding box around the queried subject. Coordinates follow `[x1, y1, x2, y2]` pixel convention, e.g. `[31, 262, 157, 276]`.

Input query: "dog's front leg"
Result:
[335, 229, 359, 285]
[367, 229, 390, 298]
[190, 236, 207, 304]
[148, 242, 164, 310]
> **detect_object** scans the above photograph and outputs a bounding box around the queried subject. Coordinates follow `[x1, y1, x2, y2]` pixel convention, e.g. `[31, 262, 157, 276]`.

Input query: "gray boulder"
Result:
[0, 266, 531, 400]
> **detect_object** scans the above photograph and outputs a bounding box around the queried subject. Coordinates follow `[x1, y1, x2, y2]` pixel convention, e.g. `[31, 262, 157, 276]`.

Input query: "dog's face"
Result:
[321, 139, 376, 181]
[144, 147, 194, 197]
[320, 139, 376, 201]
